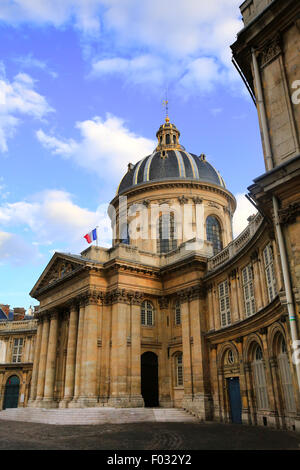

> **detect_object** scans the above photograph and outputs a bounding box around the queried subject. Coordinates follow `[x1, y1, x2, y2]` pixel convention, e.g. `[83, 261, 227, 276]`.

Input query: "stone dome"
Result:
[117, 117, 226, 195]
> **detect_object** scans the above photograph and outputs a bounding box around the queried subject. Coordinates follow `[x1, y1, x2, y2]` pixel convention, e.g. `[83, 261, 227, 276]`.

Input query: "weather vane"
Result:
[162, 88, 169, 122]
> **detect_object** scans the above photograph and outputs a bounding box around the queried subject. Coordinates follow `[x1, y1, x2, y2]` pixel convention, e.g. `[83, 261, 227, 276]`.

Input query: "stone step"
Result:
[0, 407, 199, 425]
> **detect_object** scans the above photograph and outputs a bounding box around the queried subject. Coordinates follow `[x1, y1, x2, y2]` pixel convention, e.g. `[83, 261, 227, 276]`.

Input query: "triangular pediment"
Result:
[30, 252, 87, 297]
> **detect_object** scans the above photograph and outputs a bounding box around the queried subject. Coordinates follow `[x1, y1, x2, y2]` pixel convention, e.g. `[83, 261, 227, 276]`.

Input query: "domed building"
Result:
[2, 0, 300, 433]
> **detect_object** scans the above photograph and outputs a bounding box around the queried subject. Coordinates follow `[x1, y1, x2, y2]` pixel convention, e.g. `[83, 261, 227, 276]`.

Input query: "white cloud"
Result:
[14, 53, 58, 78]
[0, 190, 113, 262]
[0, 67, 54, 151]
[0, 230, 39, 265]
[0, 1, 244, 93]
[233, 193, 257, 238]
[0, 0, 103, 35]
[91, 55, 167, 87]
[36, 114, 156, 179]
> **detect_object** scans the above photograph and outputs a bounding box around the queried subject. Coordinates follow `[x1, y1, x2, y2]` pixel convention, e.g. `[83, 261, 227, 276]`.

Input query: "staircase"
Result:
[0, 407, 199, 425]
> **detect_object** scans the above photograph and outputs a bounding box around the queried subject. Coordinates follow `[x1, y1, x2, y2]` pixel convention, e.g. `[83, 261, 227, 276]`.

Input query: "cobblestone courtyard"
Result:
[0, 420, 300, 450]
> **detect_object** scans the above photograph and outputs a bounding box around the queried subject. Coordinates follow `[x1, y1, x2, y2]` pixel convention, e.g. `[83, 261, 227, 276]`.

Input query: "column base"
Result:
[58, 398, 72, 409]
[129, 395, 144, 407]
[159, 398, 173, 408]
[40, 398, 58, 409]
[107, 396, 131, 408]
[74, 397, 98, 407]
[182, 393, 212, 420]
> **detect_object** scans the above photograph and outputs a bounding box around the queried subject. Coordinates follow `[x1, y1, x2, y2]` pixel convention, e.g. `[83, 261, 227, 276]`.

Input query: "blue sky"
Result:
[0, 0, 265, 311]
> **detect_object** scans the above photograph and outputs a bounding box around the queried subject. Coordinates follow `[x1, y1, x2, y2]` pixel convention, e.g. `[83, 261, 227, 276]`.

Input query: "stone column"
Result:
[181, 296, 193, 410]
[130, 293, 144, 407]
[35, 314, 50, 406]
[0, 371, 5, 410]
[77, 291, 99, 406]
[69, 298, 85, 407]
[229, 269, 240, 322]
[261, 331, 279, 428]
[209, 345, 220, 420]
[251, 250, 263, 311]
[158, 297, 172, 407]
[27, 318, 43, 406]
[59, 303, 79, 408]
[99, 300, 112, 404]
[108, 291, 130, 407]
[43, 311, 59, 408]
[189, 288, 212, 420]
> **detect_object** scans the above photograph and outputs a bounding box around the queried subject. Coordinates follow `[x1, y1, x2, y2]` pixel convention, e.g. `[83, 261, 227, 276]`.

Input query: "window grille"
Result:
[242, 264, 256, 317]
[157, 213, 177, 254]
[12, 338, 23, 363]
[206, 216, 223, 255]
[218, 280, 231, 327]
[176, 353, 183, 386]
[174, 301, 181, 325]
[263, 243, 277, 302]
[252, 346, 269, 410]
[278, 339, 296, 413]
[141, 301, 154, 326]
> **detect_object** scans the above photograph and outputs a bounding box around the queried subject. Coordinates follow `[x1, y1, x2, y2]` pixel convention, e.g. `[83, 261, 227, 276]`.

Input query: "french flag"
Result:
[84, 228, 97, 244]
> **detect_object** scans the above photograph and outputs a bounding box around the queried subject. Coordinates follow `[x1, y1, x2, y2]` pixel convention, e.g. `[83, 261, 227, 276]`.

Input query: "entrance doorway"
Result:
[141, 352, 159, 407]
[3, 375, 20, 410]
[227, 377, 242, 424]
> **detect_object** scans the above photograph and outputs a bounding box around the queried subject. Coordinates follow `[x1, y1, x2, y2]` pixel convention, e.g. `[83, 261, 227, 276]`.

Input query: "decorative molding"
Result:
[259, 327, 268, 335]
[142, 199, 150, 207]
[250, 248, 259, 262]
[158, 297, 169, 309]
[260, 37, 281, 68]
[178, 195, 189, 205]
[192, 196, 203, 204]
[278, 203, 300, 225]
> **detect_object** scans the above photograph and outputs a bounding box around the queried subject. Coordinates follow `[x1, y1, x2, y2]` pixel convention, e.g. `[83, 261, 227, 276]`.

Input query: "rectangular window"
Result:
[12, 338, 23, 363]
[218, 280, 231, 327]
[242, 264, 256, 317]
[263, 244, 277, 302]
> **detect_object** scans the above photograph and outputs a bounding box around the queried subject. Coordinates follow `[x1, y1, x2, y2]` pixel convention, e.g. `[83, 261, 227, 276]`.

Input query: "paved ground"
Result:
[0, 419, 300, 450]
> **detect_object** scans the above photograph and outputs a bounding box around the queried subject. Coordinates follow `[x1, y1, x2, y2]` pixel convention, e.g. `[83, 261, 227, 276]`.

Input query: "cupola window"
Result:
[206, 216, 223, 255]
[157, 213, 177, 254]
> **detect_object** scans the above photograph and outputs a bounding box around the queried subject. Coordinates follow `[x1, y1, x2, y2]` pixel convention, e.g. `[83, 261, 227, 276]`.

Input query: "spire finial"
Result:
[162, 87, 169, 122]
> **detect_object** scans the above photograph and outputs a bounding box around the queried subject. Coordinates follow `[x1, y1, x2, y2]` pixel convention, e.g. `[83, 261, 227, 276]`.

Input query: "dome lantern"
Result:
[155, 116, 182, 154]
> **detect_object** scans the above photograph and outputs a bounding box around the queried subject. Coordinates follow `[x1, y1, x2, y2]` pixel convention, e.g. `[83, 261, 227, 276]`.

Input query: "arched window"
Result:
[173, 135, 176, 144]
[141, 301, 154, 326]
[166, 134, 170, 144]
[226, 349, 235, 365]
[252, 345, 269, 410]
[157, 213, 177, 254]
[277, 337, 296, 412]
[206, 216, 223, 255]
[120, 224, 130, 245]
[175, 353, 183, 386]
[174, 301, 181, 325]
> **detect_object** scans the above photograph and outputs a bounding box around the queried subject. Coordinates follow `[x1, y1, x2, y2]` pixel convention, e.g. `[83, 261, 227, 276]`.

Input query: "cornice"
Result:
[205, 296, 282, 344]
[110, 180, 236, 210]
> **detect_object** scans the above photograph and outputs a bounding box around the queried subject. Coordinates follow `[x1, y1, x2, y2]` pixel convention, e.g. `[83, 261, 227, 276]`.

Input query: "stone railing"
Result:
[207, 213, 263, 271]
[0, 319, 38, 333]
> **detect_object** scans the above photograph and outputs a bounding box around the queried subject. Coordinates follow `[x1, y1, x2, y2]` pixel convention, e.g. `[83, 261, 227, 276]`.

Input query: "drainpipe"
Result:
[252, 48, 300, 391]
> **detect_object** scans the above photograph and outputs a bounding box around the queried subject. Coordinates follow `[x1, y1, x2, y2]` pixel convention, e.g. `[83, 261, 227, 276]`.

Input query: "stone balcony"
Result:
[207, 213, 264, 272]
[0, 319, 38, 334]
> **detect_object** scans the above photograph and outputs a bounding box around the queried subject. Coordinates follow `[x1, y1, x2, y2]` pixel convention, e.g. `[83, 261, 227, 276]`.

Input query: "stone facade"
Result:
[0, 318, 37, 409]
[1, 0, 299, 433]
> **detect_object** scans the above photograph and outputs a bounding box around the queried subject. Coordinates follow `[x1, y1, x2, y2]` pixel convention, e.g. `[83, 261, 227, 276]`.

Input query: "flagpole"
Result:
[96, 226, 99, 247]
